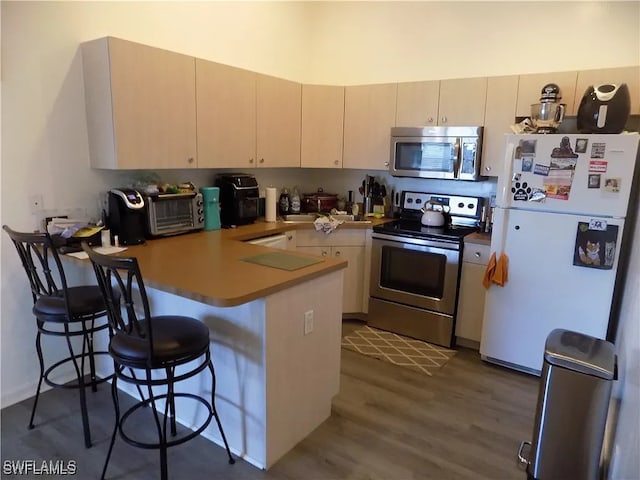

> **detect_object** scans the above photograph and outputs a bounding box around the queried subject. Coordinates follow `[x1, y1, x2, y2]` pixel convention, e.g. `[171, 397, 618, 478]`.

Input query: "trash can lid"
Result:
[544, 329, 616, 380]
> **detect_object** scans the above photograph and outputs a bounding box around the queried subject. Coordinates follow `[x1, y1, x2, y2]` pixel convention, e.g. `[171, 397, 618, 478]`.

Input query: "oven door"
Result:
[369, 232, 460, 313]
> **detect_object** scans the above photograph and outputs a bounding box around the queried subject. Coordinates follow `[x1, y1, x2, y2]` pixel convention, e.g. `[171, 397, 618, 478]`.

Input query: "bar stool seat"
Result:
[34, 286, 107, 321]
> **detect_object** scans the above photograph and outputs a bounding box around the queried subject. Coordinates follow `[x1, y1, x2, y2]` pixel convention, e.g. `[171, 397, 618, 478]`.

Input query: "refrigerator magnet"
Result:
[603, 178, 621, 193]
[575, 138, 588, 153]
[589, 160, 608, 173]
[573, 222, 618, 270]
[588, 174, 601, 189]
[591, 143, 606, 159]
[521, 157, 533, 172]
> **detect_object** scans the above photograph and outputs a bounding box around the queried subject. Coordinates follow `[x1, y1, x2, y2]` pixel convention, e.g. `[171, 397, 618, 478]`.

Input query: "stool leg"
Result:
[28, 329, 45, 430]
[208, 360, 235, 464]
[147, 370, 168, 480]
[166, 367, 177, 437]
[86, 316, 98, 393]
[66, 324, 91, 448]
[101, 370, 120, 480]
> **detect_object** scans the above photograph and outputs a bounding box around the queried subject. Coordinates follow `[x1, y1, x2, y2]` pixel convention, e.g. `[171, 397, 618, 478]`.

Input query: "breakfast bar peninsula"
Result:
[81, 223, 348, 469]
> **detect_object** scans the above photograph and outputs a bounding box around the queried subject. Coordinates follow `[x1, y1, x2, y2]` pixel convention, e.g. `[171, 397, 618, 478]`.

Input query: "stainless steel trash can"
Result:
[517, 328, 617, 480]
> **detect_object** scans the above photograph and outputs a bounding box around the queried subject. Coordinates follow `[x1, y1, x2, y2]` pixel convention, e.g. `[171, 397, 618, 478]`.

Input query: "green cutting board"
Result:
[242, 252, 324, 271]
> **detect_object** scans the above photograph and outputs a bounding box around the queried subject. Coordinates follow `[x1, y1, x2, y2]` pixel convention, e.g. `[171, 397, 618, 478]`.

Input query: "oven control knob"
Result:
[407, 198, 413, 204]
[415, 198, 422, 204]
[458, 202, 464, 208]
[467, 203, 475, 209]
[198, 208, 204, 215]
[199, 216, 204, 223]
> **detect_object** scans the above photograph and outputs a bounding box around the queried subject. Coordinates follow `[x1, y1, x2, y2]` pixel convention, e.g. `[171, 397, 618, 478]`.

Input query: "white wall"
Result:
[1, 1, 639, 475]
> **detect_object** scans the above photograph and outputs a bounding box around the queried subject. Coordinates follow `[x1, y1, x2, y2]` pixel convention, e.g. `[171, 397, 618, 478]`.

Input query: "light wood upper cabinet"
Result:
[82, 37, 197, 170]
[516, 71, 578, 117]
[481, 75, 519, 177]
[438, 77, 488, 126]
[343, 83, 397, 170]
[196, 60, 256, 169]
[574, 66, 640, 115]
[396, 80, 440, 126]
[301, 85, 345, 168]
[256, 74, 302, 168]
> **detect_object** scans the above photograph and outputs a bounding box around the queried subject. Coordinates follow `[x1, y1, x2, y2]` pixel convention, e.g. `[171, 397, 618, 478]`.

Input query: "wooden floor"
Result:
[1, 320, 539, 479]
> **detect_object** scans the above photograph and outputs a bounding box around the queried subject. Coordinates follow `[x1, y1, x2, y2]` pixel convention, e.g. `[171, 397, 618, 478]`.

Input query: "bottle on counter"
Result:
[290, 186, 301, 214]
[279, 187, 290, 216]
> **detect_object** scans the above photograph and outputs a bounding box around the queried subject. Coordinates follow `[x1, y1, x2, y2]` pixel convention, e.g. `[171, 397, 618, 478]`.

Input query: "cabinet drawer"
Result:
[462, 243, 491, 266]
[296, 228, 366, 247]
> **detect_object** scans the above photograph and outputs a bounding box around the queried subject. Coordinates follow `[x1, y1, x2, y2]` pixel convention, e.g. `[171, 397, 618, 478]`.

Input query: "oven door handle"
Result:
[372, 232, 459, 250]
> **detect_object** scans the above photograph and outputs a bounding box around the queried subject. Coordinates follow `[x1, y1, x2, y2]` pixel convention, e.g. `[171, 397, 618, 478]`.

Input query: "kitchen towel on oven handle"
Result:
[482, 251, 509, 288]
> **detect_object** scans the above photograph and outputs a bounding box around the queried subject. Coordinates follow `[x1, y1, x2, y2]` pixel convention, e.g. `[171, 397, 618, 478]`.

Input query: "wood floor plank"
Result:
[1, 320, 539, 479]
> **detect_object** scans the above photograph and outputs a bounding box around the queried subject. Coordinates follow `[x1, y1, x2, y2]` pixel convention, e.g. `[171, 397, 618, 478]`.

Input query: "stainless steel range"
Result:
[368, 191, 483, 348]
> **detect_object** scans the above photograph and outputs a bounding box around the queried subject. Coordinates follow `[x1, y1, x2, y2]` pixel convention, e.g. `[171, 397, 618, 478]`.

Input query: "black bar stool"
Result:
[81, 243, 235, 480]
[3, 226, 113, 448]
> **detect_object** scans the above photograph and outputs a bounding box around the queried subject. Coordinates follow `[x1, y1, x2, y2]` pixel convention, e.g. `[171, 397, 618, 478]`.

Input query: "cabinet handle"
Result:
[259, 158, 265, 164]
[474, 251, 481, 258]
[287, 235, 293, 240]
[485, 166, 492, 172]
[441, 116, 447, 124]
[249, 158, 254, 164]
[334, 160, 339, 166]
[334, 250, 341, 257]
[427, 117, 434, 124]
[384, 161, 389, 167]
[322, 251, 328, 257]
[187, 157, 194, 164]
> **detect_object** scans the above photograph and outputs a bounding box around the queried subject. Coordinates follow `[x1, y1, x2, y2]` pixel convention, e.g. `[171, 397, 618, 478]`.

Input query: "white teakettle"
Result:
[421, 200, 448, 227]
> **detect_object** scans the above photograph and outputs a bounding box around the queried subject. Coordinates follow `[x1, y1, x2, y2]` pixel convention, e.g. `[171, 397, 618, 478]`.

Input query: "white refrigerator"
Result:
[480, 133, 640, 374]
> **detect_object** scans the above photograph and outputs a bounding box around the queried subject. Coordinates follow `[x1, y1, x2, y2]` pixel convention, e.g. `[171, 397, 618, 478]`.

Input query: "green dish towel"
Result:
[241, 252, 324, 271]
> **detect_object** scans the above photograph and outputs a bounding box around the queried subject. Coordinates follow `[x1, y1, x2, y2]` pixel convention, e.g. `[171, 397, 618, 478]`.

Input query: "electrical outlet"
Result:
[304, 310, 314, 335]
[29, 194, 44, 214]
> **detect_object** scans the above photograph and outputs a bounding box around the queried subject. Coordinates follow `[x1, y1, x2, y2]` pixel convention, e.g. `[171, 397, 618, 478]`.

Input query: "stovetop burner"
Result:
[373, 191, 484, 242]
[374, 220, 478, 241]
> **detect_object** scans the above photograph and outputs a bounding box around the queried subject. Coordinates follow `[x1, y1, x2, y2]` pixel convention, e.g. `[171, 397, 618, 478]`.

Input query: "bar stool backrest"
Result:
[3, 226, 68, 306]
[81, 243, 156, 366]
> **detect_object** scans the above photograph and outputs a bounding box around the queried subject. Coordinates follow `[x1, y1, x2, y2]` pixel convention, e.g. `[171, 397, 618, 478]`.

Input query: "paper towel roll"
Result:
[265, 187, 277, 222]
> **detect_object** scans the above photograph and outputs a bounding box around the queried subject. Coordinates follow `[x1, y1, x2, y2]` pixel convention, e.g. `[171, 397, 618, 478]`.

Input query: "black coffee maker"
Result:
[216, 174, 259, 227]
[108, 189, 146, 245]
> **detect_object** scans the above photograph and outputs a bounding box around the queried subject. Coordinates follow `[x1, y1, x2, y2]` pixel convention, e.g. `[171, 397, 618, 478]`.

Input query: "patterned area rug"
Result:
[341, 326, 456, 376]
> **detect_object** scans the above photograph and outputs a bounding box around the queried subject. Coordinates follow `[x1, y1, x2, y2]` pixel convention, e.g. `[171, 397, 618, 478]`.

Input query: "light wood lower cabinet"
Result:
[456, 242, 491, 347]
[296, 229, 366, 313]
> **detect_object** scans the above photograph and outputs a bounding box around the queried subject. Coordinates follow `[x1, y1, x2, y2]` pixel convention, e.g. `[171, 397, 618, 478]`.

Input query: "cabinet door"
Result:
[455, 262, 487, 343]
[301, 85, 344, 168]
[83, 37, 197, 169]
[438, 77, 487, 126]
[396, 80, 439, 126]
[196, 59, 256, 168]
[256, 74, 302, 168]
[332, 246, 364, 314]
[343, 83, 397, 170]
[481, 75, 519, 177]
[516, 71, 578, 117]
[575, 66, 640, 115]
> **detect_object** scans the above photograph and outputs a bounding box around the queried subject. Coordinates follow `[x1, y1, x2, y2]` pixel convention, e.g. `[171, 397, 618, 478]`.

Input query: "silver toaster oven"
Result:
[145, 192, 204, 237]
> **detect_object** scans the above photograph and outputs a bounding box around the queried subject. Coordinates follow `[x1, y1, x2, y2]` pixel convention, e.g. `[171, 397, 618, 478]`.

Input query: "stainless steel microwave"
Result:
[390, 126, 484, 180]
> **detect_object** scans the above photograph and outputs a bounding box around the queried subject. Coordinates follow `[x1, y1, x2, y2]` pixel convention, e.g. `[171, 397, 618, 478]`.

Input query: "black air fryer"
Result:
[108, 189, 146, 245]
[577, 83, 631, 134]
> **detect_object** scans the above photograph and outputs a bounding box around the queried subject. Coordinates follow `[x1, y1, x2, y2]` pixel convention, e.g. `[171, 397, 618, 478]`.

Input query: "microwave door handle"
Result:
[453, 138, 461, 179]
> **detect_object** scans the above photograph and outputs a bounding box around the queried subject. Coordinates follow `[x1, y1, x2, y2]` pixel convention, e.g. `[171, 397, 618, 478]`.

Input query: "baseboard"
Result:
[1, 371, 77, 409]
